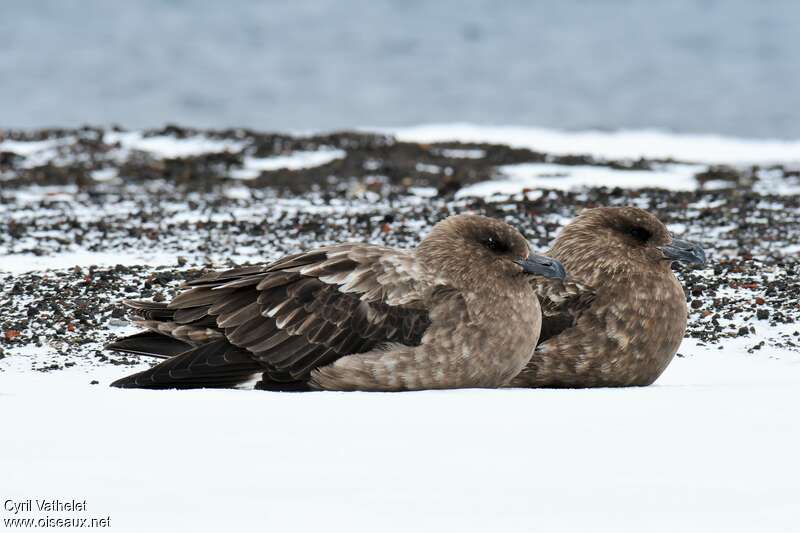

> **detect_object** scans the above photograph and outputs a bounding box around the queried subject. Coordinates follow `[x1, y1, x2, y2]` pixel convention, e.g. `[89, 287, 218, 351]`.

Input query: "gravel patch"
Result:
[1, 127, 798, 372]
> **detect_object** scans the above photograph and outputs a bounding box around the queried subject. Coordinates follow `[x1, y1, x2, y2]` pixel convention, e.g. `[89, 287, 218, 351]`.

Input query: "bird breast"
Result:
[599, 271, 687, 380]
[456, 281, 541, 384]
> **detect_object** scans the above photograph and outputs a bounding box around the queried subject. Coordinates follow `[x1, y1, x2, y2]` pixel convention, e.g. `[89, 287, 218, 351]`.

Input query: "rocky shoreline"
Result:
[1, 126, 798, 374]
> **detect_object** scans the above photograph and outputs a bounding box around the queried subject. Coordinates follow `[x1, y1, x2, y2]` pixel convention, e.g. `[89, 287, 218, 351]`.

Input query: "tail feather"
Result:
[106, 330, 192, 359]
[110, 339, 264, 390]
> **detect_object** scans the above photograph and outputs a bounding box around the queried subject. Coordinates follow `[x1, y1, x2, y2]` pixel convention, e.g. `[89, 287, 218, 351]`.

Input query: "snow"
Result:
[229, 149, 346, 180]
[1, 345, 799, 533]
[434, 147, 486, 159]
[0, 137, 73, 169]
[0, 183, 411, 271]
[457, 163, 704, 197]
[409, 186, 438, 198]
[387, 124, 800, 165]
[104, 131, 245, 158]
[0, 138, 62, 156]
[0, 250, 178, 274]
[415, 162, 443, 174]
[753, 167, 800, 196]
[90, 168, 118, 182]
[1, 184, 79, 205]
[3, 125, 800, 531]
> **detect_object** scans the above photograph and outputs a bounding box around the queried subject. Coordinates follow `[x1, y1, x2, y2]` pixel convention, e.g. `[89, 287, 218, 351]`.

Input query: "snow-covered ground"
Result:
[389, 123, 800, 165]
[2, 347, 799, 532]
[1, 125, 799, 532]
[457, 162, 706, 195]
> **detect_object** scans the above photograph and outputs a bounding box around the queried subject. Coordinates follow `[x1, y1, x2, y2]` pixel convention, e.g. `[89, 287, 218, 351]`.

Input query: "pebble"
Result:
[1, 126, 798, 372]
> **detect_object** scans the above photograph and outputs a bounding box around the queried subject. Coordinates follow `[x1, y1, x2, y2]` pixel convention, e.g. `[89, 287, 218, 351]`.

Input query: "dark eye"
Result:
[484, 236, 511, 254]
[628, 226, 651, 242]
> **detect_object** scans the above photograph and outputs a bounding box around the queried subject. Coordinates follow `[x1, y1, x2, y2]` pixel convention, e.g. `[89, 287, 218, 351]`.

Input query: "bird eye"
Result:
[628, 226, 651, 242]
[484, 236, 510, 253]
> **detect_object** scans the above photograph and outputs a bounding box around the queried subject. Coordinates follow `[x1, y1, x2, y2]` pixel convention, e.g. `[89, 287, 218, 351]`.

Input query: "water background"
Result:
[1, 0, 799, 138]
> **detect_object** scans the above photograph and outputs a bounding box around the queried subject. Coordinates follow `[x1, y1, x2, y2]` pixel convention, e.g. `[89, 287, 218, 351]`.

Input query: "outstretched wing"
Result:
[110, 244, 431, 387]
[532, 278, 595, 345]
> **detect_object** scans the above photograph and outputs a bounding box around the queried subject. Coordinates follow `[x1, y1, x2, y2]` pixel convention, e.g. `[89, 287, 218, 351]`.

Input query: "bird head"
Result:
[550, 207, 706, 277]
[417, 214, 566, 291]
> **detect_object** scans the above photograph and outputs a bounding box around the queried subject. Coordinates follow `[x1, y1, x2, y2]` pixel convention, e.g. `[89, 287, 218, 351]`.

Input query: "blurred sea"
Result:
[1, 0, 798, 138]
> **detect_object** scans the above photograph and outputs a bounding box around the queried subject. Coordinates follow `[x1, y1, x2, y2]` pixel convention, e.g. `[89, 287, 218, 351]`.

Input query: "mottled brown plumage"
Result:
[108, 214, 566, 391]
[511, 206, 706, 388]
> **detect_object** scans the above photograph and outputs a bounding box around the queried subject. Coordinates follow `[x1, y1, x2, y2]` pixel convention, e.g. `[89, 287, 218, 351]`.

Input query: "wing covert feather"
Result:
[534, 278, 596, 345]
[164, 244, 431, 382]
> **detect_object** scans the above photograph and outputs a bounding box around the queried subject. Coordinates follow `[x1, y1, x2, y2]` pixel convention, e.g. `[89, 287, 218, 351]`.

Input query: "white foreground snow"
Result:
[2, 344, 799, 533]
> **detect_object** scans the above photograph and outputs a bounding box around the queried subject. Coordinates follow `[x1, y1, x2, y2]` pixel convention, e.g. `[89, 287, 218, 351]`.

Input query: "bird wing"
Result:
[142, 244, 431, 384]
[533, 278, 596, 345]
